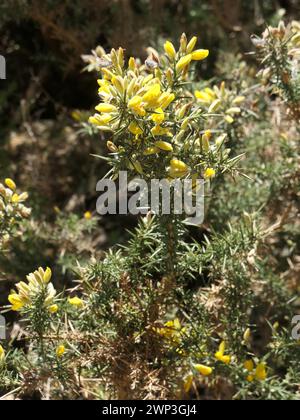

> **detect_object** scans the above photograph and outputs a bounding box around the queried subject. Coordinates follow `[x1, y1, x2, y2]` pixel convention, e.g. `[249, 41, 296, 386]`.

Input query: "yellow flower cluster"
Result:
[155, 318, 186, 345]
[8, 267, 57, 313]
[215, 341, 232, 365]
[195, 82, 245, 126]
[0, 179, 31, 248]
[244, 360, 267, 382]
[183, 341, 232, 393]
[88, 34, 224, 182]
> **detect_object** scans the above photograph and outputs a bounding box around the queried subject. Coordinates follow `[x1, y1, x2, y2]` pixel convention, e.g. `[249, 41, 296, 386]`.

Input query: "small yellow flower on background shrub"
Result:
[8, 267, 56, 313]
[68, 296, 84, 308]
[56, 345, 66, 358]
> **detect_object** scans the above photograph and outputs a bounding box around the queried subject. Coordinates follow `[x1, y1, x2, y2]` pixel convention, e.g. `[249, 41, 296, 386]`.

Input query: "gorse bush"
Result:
[0, 21, 300, 401]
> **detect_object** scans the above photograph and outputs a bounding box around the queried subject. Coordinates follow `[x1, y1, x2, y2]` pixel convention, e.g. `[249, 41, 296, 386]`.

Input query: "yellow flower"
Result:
[154, 141, 174, 152]
[95, 103, 117, 113]
[176, 54, 192, 73]
[56, 345, 65, 358]
[204, 168, 216, 179]
[43, 267, 52, 284]
[151, 108, 165, 125]
[215, 341, 231, 365]
[244, 360, 267, 382]
[142, 84, 161, 107]
[128, 122, 143, 136]
[187, 36, 198, 53]
[48, 304, 59, 314]
[84, 211, 92, 220]
[128, 96, 146, 116]
[12, 193, 20, 203]
[68, 296, 84, 308]
[155, 318, 185, 344]
[0, 345, 5, 362]
[170, 158, 189, 173]
[5, 178, 16, 191]
[255, 363, 267, 381]
[8, 267, 56, 312]
[8, 293, 25, 311]
[183, 373, 194, 393]
[193, 364, 213, 377]
[160, 93, 176, 110]
[129, 96, 142, 108]
[244, 360, 254, 372]
[89, 114, 113, 126]
[164, 41, 177, 59]
[128, 57, 136, 71]
[195, 90, 214, 103]
[191, 49, 209, 61]
[151, 125, 172, 137]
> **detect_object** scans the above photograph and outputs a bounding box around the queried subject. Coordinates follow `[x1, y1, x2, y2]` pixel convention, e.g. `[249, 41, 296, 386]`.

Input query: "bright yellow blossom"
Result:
[8, 267, 56, 312]
[204, 168, 216, 179]
[215, 341, 231, 365]
[151, 126, 172, 137]
[176, 54, 192, 73]
[191, 49, 209, 61]
[129, 122, 143, 136]
[84, 211, 92, 220]
[164, 41, 177, 59]
[160, 93, 176, 110]
[48, 304, 59, 314]
[255, 363, 267, 381]
[8, 293, 25, 311]
[195, 90, 214, 103]
[95, 103, 117, 113]
[68, 296, 84, 308]
[151, 108, 165, 125]
[5, 178, 16, 191]
[56, 345, 66, 358]
[155, 318, 185, 345]
[186, 36, 198, 53]
[142, 84, 161, 107]
[244, 360, 254, 372]
[193, 364, 213, 377]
